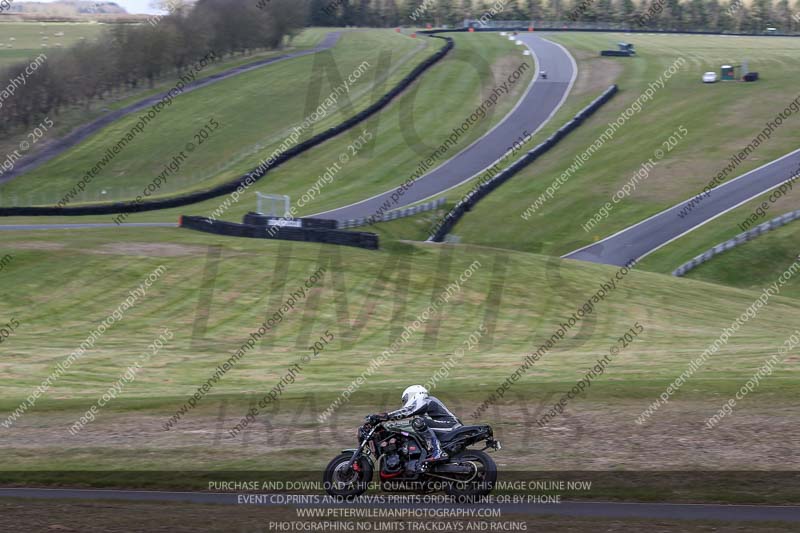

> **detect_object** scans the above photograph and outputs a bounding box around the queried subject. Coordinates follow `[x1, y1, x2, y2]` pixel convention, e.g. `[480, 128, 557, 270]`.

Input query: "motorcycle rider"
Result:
[368, 385, 461, 462]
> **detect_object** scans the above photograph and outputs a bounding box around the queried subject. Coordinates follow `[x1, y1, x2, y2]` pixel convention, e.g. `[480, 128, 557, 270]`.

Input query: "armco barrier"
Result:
[0, 35, 453, 218]
[339, 197, 446, 229]
[180, 216, 379, 250]
[429, 85, 618, 242]
[672, 209, 800, 277]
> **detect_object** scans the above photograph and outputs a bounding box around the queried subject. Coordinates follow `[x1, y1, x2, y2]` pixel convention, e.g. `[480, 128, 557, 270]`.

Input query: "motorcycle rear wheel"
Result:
[443, 449, 497, 499]
[323, 453, 374, 498]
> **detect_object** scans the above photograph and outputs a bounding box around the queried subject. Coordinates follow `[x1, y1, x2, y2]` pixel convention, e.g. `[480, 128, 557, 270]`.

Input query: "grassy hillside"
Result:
[0, 227, 798, 495]
[0, 28, 331, 191]
[0, 30, 431, 205]
[680, 220, 800, 295]
[447, 33, 800, 256]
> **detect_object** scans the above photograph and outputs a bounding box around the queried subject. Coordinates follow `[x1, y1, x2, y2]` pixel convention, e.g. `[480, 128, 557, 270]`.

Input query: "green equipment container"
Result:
[721, 65, 735, 81]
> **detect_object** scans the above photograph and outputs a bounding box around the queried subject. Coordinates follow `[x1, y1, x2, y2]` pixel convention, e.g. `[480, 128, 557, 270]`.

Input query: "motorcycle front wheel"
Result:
[323, 452, 374, 497]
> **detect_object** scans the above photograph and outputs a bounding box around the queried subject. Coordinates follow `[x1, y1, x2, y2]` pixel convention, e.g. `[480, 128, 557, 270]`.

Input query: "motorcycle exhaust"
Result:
[432, 464, 474, 474]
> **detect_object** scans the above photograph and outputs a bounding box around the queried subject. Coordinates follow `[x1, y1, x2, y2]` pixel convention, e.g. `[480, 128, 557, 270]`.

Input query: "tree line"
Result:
[311, 0, 800, 34]
[0, 0, 307, 132]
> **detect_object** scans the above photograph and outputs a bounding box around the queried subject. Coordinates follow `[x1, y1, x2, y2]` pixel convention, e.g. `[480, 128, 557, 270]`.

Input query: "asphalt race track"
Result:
[314, 33, 578, 222]
[1, 488, 799, 522]
[0, 32, 342, 186]
[565, 147, 800, 266]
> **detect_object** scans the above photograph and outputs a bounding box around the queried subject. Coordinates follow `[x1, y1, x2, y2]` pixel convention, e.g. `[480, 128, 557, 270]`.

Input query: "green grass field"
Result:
[0, 21, 108, 69]
[680, 220, 800, 294]
[0, 26, 331, 193]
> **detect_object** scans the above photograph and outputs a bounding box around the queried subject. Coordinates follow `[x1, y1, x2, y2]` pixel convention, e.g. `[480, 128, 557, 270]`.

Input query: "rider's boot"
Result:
[423, 430, 447, 462]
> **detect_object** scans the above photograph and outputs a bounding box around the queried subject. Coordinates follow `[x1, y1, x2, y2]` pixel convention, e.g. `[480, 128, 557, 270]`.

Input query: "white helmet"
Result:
[401, 385, 428, 408]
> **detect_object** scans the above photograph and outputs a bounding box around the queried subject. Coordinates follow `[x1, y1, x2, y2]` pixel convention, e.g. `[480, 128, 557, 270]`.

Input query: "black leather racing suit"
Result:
[386, 395, 461, 459]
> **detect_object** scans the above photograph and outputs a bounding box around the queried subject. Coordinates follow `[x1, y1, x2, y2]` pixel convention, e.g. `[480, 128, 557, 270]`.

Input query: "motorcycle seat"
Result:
[433, 424, 490, 442]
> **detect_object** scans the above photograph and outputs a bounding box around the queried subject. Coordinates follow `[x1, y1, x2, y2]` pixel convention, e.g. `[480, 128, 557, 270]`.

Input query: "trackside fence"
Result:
[338, 197, 446, 229]
[672, 209, 800, 276]
[429, 85, 618, 242]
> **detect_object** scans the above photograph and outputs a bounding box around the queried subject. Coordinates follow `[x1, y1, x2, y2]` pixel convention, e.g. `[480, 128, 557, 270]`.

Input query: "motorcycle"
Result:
[323, 416, 501, 498]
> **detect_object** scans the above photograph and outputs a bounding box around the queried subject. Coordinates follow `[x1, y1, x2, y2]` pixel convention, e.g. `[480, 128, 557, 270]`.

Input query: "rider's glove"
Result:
[366, 414, 381, 424]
